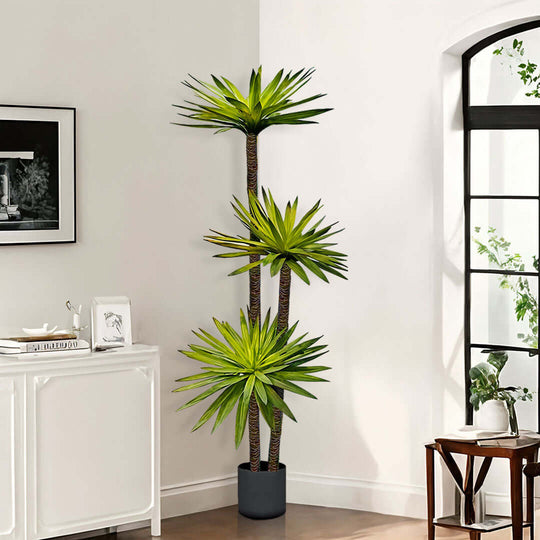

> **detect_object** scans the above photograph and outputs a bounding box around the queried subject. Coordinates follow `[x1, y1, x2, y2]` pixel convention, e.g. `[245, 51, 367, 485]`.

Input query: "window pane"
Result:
[470, 27, 540, 106]
[470, 349, 536, 431]
[470, 130, 538, 196]
[471, 273, 538, 348]
[470, 199, 538, 272]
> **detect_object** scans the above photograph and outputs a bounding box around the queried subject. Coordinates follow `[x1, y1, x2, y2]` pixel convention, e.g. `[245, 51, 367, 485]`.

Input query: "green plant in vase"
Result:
[469, 351, 532, 434]
[174, 67, 331, 473]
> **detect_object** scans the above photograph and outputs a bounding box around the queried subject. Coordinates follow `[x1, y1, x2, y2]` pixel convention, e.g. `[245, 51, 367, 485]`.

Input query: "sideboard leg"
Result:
[151, 503, 161, 538]
[151, 518, 161, 537]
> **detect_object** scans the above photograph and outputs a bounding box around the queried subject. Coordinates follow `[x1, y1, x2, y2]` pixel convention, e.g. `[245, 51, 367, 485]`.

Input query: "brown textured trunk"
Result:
[246, 133, 261, 472]
[246, 133, 260, 327]
[248, 392, 260, 471]
[268, 264, 291, 472]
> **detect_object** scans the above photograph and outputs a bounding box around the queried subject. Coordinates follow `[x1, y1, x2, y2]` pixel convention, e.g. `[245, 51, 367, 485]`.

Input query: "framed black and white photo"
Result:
[91, 296, 133, 350]
[0, 105, 75, 245]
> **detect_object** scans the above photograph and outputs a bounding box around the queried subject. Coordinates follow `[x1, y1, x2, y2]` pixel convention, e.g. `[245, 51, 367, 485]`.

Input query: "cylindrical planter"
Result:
[238, 461, 286, 519]
[476, 400, 508, 432]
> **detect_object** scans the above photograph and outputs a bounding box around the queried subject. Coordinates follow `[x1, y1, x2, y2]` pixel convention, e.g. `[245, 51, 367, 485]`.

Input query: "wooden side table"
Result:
[426, 436, 540, 539]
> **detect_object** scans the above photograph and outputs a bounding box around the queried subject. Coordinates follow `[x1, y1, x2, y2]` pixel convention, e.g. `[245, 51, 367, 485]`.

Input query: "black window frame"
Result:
[463, 20, 540, 429]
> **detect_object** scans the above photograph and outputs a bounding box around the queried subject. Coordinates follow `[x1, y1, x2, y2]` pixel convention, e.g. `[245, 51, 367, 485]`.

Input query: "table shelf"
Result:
[434, 514, 532, 533]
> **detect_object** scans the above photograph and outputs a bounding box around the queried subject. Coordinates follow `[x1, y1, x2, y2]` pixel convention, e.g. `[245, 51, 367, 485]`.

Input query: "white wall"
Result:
[259, 0, 540, 518]
[0, 0, 258, 517]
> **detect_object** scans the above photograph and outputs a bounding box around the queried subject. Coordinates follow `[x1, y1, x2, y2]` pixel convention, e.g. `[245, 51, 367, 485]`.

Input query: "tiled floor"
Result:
[109, 504, 532, 539]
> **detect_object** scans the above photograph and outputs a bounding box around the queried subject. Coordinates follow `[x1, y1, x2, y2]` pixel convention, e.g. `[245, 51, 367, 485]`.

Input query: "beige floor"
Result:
[108, 504, 535, 539]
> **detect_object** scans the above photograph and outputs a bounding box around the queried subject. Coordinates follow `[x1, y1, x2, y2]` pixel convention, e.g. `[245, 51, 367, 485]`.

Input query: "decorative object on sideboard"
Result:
[0, 332, 89, 356]
[470, 350, 533, 435]
[91, 296, 132, 350]
[0, 105, 75, 245]
[22, 323, 60, 337]
[66, 300, 88, 337]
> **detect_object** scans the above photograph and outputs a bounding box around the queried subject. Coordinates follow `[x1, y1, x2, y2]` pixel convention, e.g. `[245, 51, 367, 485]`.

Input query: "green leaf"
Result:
[266, 386, 297, 422]
[212, 383, 245, 433]
[192, 386, 237, 431]
[235, 396, 250, 448]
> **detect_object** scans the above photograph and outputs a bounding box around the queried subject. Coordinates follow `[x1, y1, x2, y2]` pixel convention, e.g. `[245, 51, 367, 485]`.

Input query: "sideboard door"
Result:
[27, 364, 155, 538]
[0, 376, 23, 540]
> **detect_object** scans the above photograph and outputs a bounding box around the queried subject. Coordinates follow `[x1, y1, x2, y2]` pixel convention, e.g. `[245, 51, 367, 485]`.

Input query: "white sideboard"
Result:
[0, 345, 160, 540]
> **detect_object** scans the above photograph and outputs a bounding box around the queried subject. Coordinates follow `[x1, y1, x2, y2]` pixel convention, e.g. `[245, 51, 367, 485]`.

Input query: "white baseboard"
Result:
[160, 474, 238, 518]
[485, 491, 540, 515]
[160, 471, 427, 520]
[287, 472, 426, 519]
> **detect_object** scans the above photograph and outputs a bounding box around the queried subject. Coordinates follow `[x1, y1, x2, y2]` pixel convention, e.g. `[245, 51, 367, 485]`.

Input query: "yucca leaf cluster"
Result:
[173, 67, 331, 135]
[206, 189, 348, 285]
[175, 310, 329, 448]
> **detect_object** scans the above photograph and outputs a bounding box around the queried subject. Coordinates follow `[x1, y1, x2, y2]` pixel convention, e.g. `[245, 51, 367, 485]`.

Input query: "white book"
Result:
[0, 339, 89, 355]
[435, 426, 518, 443]
[2, 348, 91, 360]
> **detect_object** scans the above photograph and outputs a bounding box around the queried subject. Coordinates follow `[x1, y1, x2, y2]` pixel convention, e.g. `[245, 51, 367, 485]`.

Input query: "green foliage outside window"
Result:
[473, 226, 538, 349]
[493, 38, 540, 99]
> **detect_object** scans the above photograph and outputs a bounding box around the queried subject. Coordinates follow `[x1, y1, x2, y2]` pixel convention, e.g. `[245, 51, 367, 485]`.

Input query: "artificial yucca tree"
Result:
[173, 66, 331, 326]
[174, 67, 331, 472]
[174, 310, 330, 447]
[206, 189, 348, 471]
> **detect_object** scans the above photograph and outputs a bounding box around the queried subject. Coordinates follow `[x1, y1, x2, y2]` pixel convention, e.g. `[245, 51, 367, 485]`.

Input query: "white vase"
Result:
[476, 400, 508, 431]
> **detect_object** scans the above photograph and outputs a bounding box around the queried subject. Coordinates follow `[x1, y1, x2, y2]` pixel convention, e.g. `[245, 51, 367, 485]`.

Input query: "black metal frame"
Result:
[463, 21, 540, 428]
[0, 104, 76, 246]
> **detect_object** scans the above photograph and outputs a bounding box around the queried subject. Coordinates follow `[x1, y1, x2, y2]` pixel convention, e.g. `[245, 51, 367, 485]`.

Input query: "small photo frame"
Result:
[0, 105, 76, 245]
[91, 296, 132, 350]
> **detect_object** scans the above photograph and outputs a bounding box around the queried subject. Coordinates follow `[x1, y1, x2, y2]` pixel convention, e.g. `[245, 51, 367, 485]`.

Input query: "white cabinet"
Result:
[0, 345, 160, 540]
[0, 376, 23, 540]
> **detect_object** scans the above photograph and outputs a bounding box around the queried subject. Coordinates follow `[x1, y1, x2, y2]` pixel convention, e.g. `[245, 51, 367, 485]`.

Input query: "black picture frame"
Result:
[0, 105, 76, 245]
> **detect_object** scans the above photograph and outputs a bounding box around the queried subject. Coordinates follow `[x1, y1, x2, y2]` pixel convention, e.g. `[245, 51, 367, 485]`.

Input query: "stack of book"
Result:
[0, 333, 90, 358]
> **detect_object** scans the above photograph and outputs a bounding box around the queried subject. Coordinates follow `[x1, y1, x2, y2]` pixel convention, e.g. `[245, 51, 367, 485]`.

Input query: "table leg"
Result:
[469, 532, 481, 540]
[526, 450, 537, 540]
[510, 456, 524, 540]
[426, 447, 435, 540]
[464, 455, 476, 524]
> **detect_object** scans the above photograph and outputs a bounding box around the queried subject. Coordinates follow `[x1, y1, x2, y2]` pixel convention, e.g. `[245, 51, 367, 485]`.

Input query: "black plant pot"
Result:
[238, 461, 286, 519]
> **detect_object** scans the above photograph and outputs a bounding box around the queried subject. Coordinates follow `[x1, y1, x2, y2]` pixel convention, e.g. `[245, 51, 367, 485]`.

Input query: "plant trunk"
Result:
[246, 133, 260, 326]
[248, 392, 260, 470]
[268, 264, 291, 472]
[246, 133, 260, 472]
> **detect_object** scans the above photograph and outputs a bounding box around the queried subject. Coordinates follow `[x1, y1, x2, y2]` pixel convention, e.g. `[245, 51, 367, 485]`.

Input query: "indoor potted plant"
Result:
[174, 190, 347, 518]
[173, 67, 331, 475]
[173, 68, 347, 518]
[469, 350, 532, 434]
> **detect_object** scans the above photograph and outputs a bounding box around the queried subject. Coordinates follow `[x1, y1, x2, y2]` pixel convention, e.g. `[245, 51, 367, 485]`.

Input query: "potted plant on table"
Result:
[469, 351, 532, 434]
[172, 68, 347, 518]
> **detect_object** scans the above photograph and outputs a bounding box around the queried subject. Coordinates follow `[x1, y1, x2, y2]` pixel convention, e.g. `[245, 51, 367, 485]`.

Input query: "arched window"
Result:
[463, 21, 540, 428]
